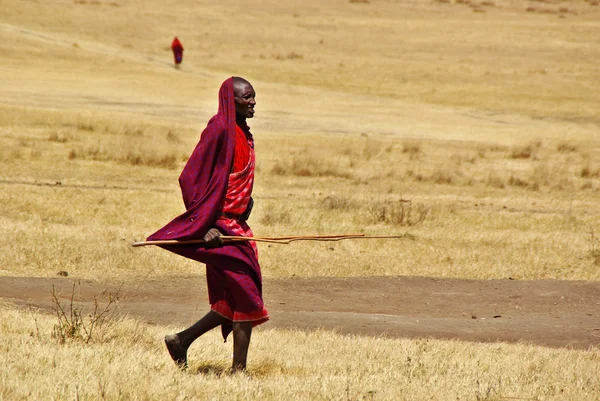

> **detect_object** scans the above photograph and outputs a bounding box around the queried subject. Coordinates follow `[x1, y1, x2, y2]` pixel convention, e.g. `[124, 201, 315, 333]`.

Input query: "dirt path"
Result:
[3, 275, 599, 349]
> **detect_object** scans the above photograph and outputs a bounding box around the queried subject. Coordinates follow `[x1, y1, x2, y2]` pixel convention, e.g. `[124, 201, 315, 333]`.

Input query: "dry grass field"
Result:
[1, 0, 600, 399]
[2, 304, 600, 401]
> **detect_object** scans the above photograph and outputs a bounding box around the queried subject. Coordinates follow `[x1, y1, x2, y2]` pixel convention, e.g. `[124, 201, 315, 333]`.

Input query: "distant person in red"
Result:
[171, 37, 183, 68]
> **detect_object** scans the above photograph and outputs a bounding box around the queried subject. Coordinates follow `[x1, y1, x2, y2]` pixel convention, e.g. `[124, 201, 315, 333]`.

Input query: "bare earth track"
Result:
[3, 275, 599, 349]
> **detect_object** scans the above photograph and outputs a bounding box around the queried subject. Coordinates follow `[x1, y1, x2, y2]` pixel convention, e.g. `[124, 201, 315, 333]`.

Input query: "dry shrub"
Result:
[77, 121, 96, 132]
[580, 162, 600, 178]
[526, 6, 556, 14]
[27, 149, 43, 160]
[508, 175, 529, 188]
[48, 132, 71, 143]
[121, 126, 144, 136]
[124, 151, 177, 168]
[409, 165, 460, 185]
[402, 141, 422, 158]
[488, 144, 508, 152]
[0, 148, 23, 161]
[259, 203, 292, 226]
[366, 200, 429, 226]
[557, 141, 577, 153]
[271, 154, 350, 178]
[430, 168, 454, 185]
[558, 7, 576, 15]
[528, 164, 548, 191]
[322, 195, 356, 211]
[338, 137, 392, 166]
[272, 52, 304, 60]
[18, 137, 32, 147]
[51, 282, 121, 344]
[485, 173, 505, 189]
[68, 145, 179, 168]
[360, 137, 392, 161]
[166, 130, 182, 143]
[509, 140, 542, 159]
[451, 152, 477, 164]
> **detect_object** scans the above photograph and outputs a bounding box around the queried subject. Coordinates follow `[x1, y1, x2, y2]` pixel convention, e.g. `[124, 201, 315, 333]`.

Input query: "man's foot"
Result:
[164, 334, 188, 369]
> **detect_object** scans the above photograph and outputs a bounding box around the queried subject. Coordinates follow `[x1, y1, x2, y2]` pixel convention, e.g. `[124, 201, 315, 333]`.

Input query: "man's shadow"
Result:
[190, 363, 228, 376]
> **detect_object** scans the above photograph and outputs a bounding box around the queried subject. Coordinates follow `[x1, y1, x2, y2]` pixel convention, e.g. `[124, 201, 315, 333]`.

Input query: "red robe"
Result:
[171, 37, 183, 64]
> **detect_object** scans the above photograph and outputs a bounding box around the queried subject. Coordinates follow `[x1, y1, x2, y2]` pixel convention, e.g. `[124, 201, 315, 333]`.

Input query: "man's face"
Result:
[234, 81, 256, 119]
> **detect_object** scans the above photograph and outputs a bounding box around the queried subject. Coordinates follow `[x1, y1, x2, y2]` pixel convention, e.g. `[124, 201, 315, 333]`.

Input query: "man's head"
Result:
[233, 77, 256, 121]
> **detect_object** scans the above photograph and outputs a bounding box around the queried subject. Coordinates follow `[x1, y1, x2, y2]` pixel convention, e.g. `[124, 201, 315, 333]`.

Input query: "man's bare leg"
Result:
[165, 310, 226, 369]
[232, 321, 253, 372]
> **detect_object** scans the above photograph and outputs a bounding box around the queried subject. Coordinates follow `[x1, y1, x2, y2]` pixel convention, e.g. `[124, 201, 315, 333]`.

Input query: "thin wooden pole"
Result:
[131, 233, 413, 247]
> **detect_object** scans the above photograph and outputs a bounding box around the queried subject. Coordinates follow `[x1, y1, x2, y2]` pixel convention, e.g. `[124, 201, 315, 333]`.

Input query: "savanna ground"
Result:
[1, 0, 600, 399]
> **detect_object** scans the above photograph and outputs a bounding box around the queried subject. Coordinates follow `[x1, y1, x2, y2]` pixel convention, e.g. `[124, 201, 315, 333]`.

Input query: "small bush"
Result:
[366, 200, 429, 226]
[509, 141, 542, 159]
[580, 162, 600, 178]
[51, 282, 121, 344]
[322, 195, 356, 211]
[259, 204, 292, 226]
[166, 131, 182, 143]
[557, 141, 577, 153]
[508, 175, 529, 188]
[76, 121, 95, 132]
[402, 141, 422, 157]
[430, 169, 454, 185]
[271, 155, 350, 178]
[360, 137, 391, 161]
[272, 52, 304, 60]
[48, 132, 70, 143]
[67, 145, 179, 168]
[124, 151, 177, 168]
[485, 173, 505, 189]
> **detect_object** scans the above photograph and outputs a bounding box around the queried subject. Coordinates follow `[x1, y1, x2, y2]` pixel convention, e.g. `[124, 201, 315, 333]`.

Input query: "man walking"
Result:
[147, 77, 268, 372]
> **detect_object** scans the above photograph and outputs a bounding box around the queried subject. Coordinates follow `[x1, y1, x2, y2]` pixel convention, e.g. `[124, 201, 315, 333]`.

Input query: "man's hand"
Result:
[203, 228, 224, 248]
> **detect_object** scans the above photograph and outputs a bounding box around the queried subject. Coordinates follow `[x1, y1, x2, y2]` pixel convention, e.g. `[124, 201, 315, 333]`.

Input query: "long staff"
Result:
[132, 233, 412, 247]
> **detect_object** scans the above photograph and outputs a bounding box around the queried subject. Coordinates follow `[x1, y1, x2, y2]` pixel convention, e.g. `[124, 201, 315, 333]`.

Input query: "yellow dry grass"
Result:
[1, 104, 599, 280]
[1, 0, 600, 399]
[2, 304, 599, 401]
[1, 0, 599, 281]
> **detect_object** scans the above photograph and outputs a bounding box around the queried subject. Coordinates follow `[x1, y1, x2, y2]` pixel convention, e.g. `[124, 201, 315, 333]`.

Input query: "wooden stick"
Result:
[131, 233, 412, 247]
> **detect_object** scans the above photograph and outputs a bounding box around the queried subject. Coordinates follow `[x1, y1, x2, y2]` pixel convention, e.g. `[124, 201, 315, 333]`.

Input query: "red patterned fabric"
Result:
[146, 78, 268, 338]
[219, 125, 258, 258]
[232, 125, 251, 173]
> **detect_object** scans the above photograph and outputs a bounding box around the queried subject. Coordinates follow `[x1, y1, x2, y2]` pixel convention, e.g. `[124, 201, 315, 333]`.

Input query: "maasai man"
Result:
[147, 77, 268, 372]
[171, 37, 184, 68]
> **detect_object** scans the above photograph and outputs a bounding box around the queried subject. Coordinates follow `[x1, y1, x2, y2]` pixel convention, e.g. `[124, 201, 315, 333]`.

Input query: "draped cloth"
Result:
[147, 78, 269, 340]
[171, 37, 183, 64]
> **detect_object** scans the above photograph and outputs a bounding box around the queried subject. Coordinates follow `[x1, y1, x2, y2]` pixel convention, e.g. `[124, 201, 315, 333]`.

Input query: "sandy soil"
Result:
[3, 275, 599, 349]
